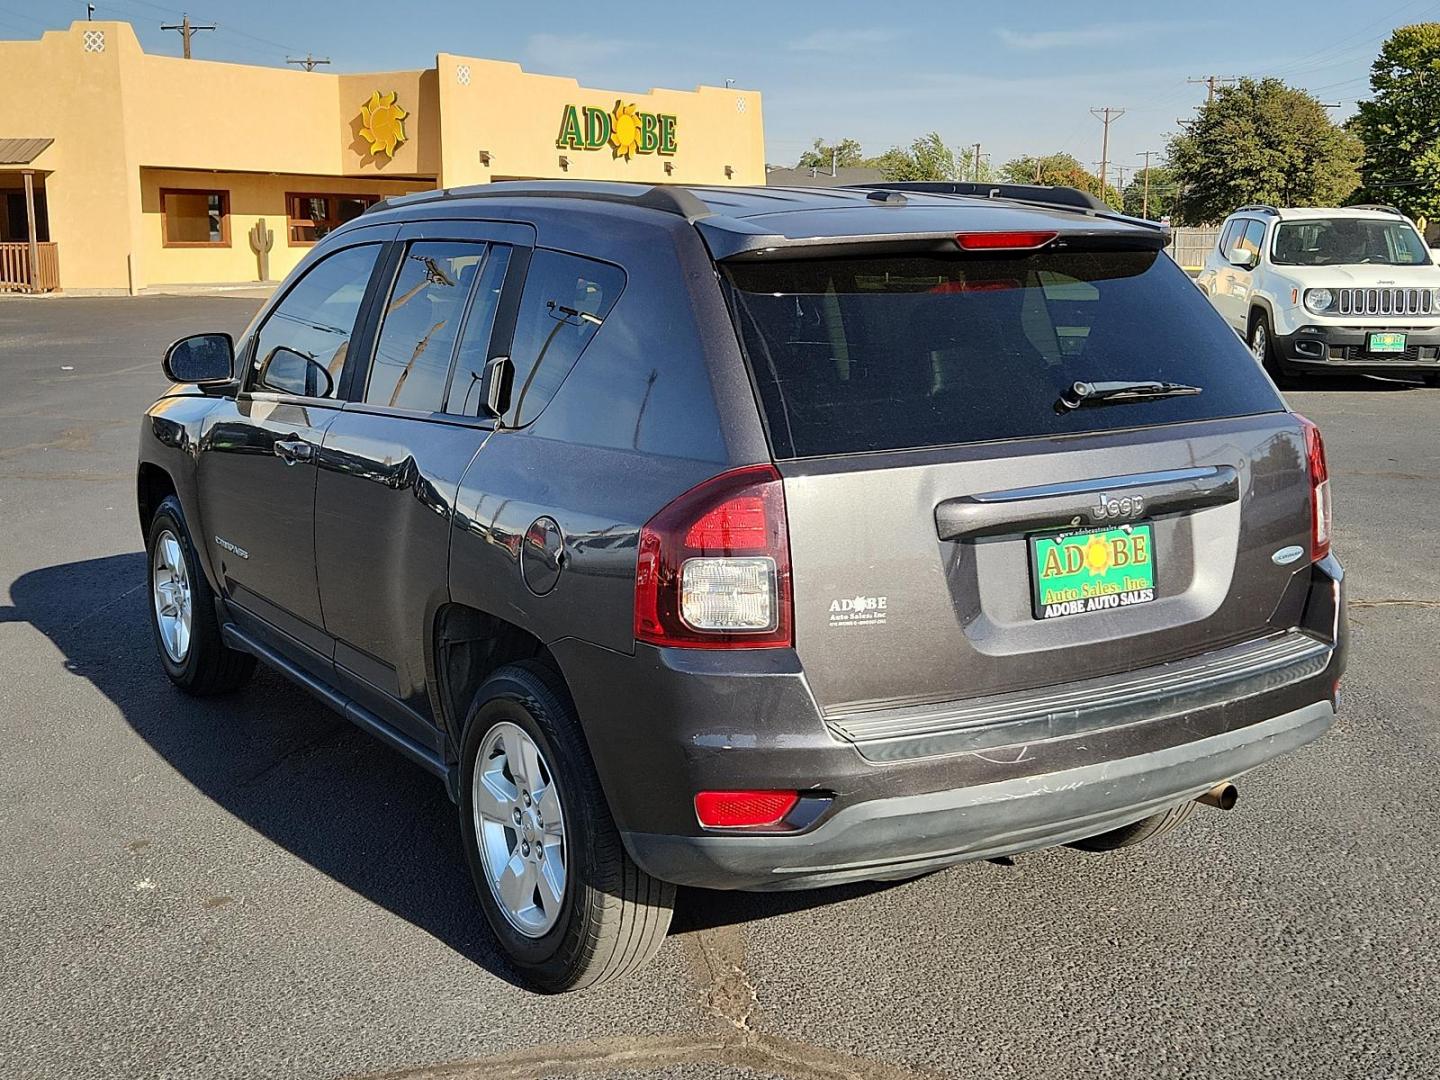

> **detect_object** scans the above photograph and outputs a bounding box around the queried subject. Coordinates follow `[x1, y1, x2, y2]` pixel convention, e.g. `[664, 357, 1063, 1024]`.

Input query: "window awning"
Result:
[0, 138, 55, 165]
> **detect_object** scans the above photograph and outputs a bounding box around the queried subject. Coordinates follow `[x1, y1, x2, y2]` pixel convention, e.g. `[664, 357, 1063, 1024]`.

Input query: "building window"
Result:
[161, 189, 229, 247]
[286, 192, 380, 245]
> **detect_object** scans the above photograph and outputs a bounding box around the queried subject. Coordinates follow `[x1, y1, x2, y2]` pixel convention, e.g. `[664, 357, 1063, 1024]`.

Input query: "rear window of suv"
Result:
[723, 249, 1283, 458]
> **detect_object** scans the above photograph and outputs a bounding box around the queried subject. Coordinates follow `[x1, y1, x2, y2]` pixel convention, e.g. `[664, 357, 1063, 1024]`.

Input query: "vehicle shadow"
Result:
[1277, 368, 1432, 392]
[4, 553, 910, 983]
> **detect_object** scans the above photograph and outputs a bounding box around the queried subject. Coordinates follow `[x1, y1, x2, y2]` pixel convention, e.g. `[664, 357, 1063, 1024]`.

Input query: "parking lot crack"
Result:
[1350, 597, 1440, 609]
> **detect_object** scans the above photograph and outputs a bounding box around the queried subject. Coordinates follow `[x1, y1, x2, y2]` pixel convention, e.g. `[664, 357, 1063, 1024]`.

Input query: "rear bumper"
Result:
[552, 556, 1345, 891]
[1276, 324, 1440, 370]
[625, 699, 1334, 890]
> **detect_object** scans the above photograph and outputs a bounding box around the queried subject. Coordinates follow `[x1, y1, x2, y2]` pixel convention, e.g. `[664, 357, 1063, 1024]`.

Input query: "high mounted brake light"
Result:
[1295, 414, 1332, 561]
[635, 465, 794, 649]
[954, 231, 1058, 251]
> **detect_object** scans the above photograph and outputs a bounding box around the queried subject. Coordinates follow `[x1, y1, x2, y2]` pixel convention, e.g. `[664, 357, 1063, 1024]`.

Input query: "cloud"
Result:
[522, 32, 627, 72]
[996, 23, 1167, 51]
[790, 28, 901, 53]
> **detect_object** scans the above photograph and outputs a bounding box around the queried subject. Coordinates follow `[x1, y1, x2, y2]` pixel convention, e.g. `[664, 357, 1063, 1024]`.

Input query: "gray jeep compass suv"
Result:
[137, 180, 1346, 992]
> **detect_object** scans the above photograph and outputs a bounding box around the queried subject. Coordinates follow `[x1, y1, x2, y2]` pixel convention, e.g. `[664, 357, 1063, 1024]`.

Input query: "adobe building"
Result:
[0, 21, 765, 293]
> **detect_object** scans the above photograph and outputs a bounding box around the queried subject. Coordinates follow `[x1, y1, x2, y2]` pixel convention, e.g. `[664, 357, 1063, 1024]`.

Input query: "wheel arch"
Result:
[137, 462, 177, 537]
[429, 602, 566, 766]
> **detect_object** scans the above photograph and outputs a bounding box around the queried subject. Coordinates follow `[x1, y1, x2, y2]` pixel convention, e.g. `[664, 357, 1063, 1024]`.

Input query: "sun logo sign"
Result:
[556, 100, 677, 160]
[359, 90, 408, 158]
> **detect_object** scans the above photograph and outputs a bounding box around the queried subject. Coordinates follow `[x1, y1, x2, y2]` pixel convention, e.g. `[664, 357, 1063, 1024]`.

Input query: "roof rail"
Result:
[846, 180, 1112, 215]
[1345, 202, 1406, 218]
[1235, 204, 1280, 215]
[363, 181, 714, 223]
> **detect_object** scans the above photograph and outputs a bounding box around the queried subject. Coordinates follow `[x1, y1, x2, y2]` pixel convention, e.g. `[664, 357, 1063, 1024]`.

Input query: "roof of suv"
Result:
[365, 180, 1169, 260]
[1233, 205, 1413, 223]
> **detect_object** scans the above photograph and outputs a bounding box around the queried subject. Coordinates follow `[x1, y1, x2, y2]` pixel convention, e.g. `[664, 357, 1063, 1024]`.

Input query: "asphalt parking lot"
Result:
[2, 295, 1438, 1080]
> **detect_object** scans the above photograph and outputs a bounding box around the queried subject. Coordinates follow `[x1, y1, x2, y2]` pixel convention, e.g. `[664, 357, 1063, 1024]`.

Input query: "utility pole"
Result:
[286, 53, 331, 72]
[1090, 106, 1124, 202]
[830, 145, 837, 178]
[160, 14, 215, 59]
[972, 142, 982, 182]
[1115, 165, 1129, 192]
[1188, 75, 1238, 105]
[1137, 150, 1157, 219]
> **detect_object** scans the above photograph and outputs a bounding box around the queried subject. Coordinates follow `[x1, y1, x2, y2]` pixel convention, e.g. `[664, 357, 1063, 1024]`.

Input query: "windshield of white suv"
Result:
[1271, 218, 1431, 267]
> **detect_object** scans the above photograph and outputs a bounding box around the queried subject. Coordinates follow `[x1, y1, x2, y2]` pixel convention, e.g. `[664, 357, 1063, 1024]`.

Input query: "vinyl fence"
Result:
[1167, 227, 1219, 271]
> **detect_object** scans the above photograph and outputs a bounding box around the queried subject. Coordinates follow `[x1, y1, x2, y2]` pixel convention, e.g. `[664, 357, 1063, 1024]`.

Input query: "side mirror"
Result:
[1229, 247, 1257, 269]
[256, 346, 334, 399]
[163, 333, 234, 384]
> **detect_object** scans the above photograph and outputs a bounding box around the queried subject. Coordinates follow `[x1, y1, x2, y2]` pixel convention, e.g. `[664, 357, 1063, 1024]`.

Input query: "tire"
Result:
[1248, 310, 1284, 379]
[1066, 799, 1196, 853]
[146, 495, 255, 695]
[459, 660, 674, 992]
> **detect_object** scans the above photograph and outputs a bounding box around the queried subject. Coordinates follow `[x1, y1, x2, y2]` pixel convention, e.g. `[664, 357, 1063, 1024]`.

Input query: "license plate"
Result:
[1368, 332, 1407, 353]
[1029, 524, 1157, 620]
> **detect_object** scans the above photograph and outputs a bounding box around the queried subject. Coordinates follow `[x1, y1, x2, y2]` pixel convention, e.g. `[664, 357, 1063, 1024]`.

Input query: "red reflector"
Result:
[695, 790, 799, 828]
[955, 231, 1058, 251]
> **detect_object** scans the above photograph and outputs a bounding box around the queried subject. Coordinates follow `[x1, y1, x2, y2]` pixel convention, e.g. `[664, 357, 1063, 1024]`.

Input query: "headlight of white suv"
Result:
[1304, 288, 1335, 314]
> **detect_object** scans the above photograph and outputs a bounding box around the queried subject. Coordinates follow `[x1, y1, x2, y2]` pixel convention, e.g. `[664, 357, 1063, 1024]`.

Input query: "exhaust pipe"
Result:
[1196, 781, 1238, 811]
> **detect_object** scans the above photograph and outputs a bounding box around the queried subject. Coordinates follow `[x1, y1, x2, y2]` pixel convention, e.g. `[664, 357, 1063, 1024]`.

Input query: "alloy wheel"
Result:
[472, 721, 568, 938]
[151, 528, 192, 663]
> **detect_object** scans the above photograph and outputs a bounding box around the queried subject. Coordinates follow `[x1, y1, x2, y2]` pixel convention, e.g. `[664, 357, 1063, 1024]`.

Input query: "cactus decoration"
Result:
[249, 218, 274, 282]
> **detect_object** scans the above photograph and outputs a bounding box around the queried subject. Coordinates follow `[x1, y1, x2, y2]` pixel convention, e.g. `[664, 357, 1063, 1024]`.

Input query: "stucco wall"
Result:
[138, 168, 423, 285]
[0, 20, 765, 291]
[434, 53, 765, 188]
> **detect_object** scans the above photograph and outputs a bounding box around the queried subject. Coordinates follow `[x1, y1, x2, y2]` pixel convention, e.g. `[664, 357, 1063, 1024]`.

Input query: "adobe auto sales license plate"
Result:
[1029, 524, 1157, 620]
[1368, 332, 1407, 353]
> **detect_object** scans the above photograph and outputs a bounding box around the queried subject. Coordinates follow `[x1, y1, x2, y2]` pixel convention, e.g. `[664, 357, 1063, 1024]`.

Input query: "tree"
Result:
[1123, 164, 1178, 219]
[999, 152, 1106, 197]
[797, 137, 865, 171]
[871, 133, 995, 182]
[1353, 23, 1440, 227]
[1167, 77, 1362, 225]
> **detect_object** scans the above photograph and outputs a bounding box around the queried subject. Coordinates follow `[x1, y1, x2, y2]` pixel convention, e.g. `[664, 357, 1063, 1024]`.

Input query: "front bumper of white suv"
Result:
[1275, 323, 1440, 373]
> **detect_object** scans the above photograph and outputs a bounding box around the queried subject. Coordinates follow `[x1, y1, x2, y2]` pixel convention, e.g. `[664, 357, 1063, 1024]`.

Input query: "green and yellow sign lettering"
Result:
[556, 99, 678, 161]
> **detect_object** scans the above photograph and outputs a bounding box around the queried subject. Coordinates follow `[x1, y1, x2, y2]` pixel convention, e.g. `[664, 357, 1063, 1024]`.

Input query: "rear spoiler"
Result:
[849, 180, 1111, 214]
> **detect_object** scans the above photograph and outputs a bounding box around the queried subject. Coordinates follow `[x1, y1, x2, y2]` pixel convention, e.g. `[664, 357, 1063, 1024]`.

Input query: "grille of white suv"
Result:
[1335, 287, 1434, 316]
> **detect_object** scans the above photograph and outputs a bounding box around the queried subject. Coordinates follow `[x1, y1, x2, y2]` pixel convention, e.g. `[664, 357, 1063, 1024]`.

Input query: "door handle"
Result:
[273, 438, 313, 465]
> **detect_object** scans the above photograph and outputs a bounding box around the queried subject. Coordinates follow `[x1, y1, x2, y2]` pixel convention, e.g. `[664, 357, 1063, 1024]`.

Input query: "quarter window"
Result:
[252, 243, 382, 398]
[162, 189, 229, 247]
[287, 192, 381, 245]
[506, 250, 624, 426]
[365, 242, 488, 413]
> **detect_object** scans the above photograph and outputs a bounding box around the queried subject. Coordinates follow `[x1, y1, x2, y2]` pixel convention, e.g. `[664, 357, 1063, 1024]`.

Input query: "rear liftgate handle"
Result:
[934, 465, 1240, 541]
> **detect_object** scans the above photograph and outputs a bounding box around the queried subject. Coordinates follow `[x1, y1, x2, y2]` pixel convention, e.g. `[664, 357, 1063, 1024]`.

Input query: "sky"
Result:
[4, 0, 1438, 178]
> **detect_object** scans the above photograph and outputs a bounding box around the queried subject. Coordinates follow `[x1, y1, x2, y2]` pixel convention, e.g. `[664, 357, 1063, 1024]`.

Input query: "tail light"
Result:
[635, 464, 793, 649]
[1295, 414, 1332, 560]
[695, 790, 799, 829]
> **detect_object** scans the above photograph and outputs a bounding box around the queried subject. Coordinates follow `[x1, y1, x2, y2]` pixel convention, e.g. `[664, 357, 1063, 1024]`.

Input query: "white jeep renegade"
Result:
[1196, 204, 1440, 383]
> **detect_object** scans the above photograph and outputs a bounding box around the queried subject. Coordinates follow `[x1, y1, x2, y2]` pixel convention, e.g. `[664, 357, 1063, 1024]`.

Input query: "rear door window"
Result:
[724, 249, 1284, 459]
[365, 241, 487, 412]
[505, 250, 624, 426]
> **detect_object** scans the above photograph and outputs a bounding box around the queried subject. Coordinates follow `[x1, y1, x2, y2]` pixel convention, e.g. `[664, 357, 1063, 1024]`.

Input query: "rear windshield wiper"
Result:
[1057, 380, 1203, 411]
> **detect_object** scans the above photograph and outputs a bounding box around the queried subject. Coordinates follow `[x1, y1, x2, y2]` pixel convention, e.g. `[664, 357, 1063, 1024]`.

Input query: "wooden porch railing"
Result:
[0, 242, 60, 293]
